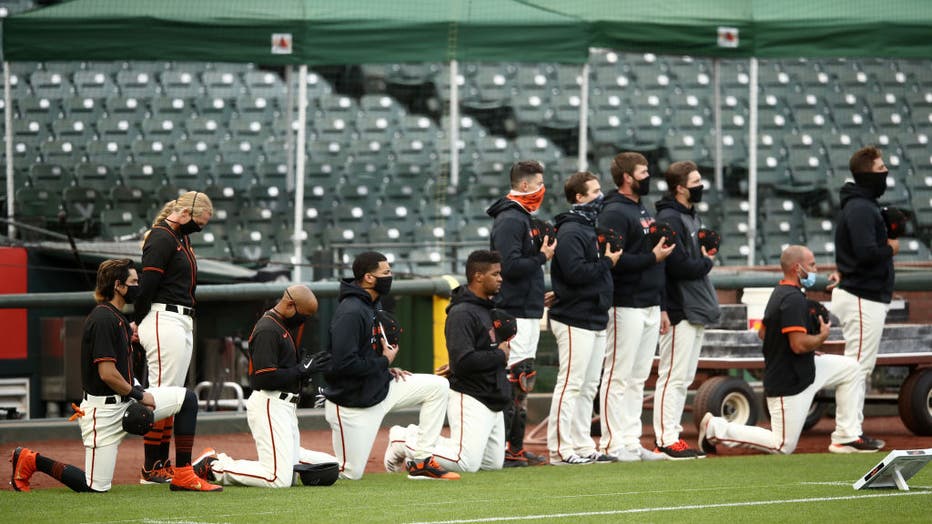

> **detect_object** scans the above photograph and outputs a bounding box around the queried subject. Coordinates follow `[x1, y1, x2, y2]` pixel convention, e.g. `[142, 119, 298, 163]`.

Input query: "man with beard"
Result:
[597, 152, 675, 462]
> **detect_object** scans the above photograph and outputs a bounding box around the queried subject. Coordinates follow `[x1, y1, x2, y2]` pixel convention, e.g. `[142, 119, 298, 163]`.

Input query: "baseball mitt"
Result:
[490, 308, 517, 343]
[697, 228, 721, 255]
[596, 226, 623, 252]
[806, 299, 830, 335]
[529, 218, 556, 249]
[122, 401, 154, 436]
[881, 207, 909, 239]
[647, 221, 676, 248]
[376, 309, 401, 346]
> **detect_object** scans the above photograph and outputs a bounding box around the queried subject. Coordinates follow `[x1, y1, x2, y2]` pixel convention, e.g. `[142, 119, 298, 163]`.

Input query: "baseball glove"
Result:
[881, 206, 909, 239]
[595, 226, 623, 252]
[490, 308, 517, 343]
[294, 462, 339, 486]
[122, 401, 154, 436]
[529, 218, 556, 249]
[806, 299, 830, 335]
[697, 228, 721, 255]
[299, 350, 332, 377]
[647, 221, 676, 248]
[376, 309, 401, 346]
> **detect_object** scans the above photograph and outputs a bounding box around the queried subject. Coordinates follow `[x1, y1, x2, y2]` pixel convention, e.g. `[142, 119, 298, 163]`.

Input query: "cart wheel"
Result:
[694, 375, 759, 428]
[898, 367, 932, 436]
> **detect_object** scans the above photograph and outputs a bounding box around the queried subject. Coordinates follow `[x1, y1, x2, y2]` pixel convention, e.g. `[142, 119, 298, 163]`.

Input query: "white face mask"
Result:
[800, 266, 817, 288]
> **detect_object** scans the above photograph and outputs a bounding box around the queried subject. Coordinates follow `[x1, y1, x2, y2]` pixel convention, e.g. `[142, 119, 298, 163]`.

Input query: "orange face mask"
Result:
[506, 185, 546, 213]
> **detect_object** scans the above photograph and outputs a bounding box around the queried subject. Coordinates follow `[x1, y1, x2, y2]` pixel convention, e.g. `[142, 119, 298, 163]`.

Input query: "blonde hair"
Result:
[143, 191, 213, 241]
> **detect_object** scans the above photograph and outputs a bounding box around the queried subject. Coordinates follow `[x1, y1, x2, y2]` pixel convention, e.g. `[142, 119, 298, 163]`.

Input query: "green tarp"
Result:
[2, 0, 591, 64]
[532, 0, 932, 59]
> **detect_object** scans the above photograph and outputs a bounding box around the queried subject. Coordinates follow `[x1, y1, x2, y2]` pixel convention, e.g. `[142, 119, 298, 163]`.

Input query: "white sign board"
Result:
[853, 448, 932, 491]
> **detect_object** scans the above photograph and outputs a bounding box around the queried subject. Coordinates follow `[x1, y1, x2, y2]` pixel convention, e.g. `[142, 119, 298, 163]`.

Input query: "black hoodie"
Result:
[655, 196, 720, 326]
[444, 286, 510, 412]
[322, 279, 392, 408]
[597, 191, 664, 308]
[486, 198, 546, 317]
[549, 211, 613, 330]
[835, 182, 895, 303]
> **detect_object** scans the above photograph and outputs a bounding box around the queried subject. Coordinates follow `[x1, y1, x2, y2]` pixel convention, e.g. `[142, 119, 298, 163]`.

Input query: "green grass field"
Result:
[2, 454, 930, 523]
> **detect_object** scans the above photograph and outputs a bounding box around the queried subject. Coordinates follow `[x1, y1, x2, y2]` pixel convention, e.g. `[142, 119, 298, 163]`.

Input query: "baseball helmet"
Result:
[294, 462, 339, 486]
[529, 218, 556, 249]
[806, 299, 830, 335]
[595, 226, 623, 252]
[122, 401, 154, 436]
[490, 308, 517, 343]
[647, 221, 676, 248]
[881, 206, 909, 239]
[697, 228, 721, 255]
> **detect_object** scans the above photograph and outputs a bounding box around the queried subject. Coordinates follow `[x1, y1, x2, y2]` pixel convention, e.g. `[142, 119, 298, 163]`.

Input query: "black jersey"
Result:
[135, 221, 198, 323]
[761, 282, 814, 397]
[81, 303, 134, 396]
[247, 311, 302, 394]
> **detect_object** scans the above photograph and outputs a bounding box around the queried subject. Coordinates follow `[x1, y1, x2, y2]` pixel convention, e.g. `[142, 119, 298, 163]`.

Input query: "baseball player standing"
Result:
[323, 251, 458, 480]
[547, 172, 621, 465]
[699, 246, 884, 455]
[652, 161, 720, 459]
[828, 146, 897, 453]
[386, 250, 512, 473]
[135, 190, 213, 483]
[486, 160, 555, 467]
[597, 152, 674, 462]
[192, 285, 338, 487]
[10, 259, 221, 492]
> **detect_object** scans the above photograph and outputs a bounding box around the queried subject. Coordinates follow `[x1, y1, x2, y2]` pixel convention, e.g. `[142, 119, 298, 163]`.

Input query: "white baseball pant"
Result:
[830, 287, 889, 427]
[78, 386, 187, 491]
[325, 373, 449, 480]
[507, 318, 541, 367]
[599, 305, 660, 456]
[139, 304, 194, 387]
[414, 391, 505, 473]
[548, 320, 605, 462]
[702, 354, 861, 454]
[653, 320, 705, 448]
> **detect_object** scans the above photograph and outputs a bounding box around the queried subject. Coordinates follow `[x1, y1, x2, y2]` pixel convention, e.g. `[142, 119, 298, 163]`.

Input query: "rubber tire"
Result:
[694, 375, 759, 429]
[898, 367, 932, 436]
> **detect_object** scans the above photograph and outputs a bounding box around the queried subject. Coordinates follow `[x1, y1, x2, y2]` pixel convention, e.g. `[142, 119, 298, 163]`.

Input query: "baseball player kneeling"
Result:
[386, 250, 513, 474]
[10, 259, 221, 492]
[191, 285, 339, 488]
[323, 251, 458, 480]
[698, 246, 885, 455]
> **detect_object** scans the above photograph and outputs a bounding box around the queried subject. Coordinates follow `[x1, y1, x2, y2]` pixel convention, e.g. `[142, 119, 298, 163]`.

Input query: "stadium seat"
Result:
[115, 70, 159, 98]
[158, 70, 203, 98]
[61, 185, 103, 233]
[242, 70, 285, 99]
[201, 71, 243, 98]
[14, 185, 60, 232]
[108, 183, 148, 219]
[51, 118, 94, 142]
[166, 162, 209, 191]
[62, 96, 105, 122]
[173, 138, 217, 166]
[121, 162, 167, 193]
[29, 71, 73, 99]
[40, 139, 83, 165]
[85, 139, 130, 167]
[76, 163, 121, 192]
[29, 163, 72, 191]
[99, 208, 147, 241]
[234, 95, 277, 124]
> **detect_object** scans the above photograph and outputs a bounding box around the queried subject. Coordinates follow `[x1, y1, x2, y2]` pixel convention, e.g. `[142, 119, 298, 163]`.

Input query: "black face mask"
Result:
[373, 275, 393, 296]
[284, 311, 309, 330]
[178, 219, 203, 236]
[121, 284, 140, 304]
[687, 184, 704, 203]
[634, 175, 651, 196]
[853, 171, 888, 199]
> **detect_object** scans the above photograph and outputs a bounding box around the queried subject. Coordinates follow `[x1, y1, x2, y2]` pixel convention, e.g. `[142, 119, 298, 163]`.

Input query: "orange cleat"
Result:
[10, 447, 37, 492]
[169, 465, 223, 492]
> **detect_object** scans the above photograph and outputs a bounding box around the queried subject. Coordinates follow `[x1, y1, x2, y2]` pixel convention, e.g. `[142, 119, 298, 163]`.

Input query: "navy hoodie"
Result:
[549, 211, 614, 330]
[445, 286, 511, 412]
[597, 191, 664, 308]
[835, 182, 895, 303]
[323, 279, 392, 408]
[655, 196, 720, 326]
[486, 198, 546, 317]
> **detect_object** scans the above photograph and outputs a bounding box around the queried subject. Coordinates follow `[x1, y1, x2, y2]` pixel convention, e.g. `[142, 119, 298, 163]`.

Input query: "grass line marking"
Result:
[406, 491, 932, 524]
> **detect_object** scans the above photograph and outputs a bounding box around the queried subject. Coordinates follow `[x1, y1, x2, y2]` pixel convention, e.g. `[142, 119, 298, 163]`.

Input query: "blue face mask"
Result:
[800, 267, 817, 288]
